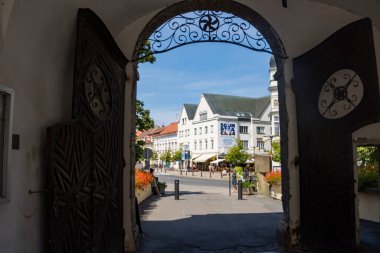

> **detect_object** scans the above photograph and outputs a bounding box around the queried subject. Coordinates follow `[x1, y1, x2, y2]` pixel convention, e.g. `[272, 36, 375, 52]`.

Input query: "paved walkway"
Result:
[138, 175, 380, 253]
[154, 168, 230, 181]
[138, 178, 284, 253]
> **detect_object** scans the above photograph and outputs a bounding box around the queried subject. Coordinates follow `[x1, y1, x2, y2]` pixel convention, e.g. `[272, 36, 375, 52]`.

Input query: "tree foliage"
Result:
[172, 150, 182, 161]
[225, 141, 249, 166]
[137, 41, 157, 64]
[357, 146, 378, 166]
[135, 41, 156, 161]
[135, 140, 145, 162]
[160, 150, 172, 163]
[272, 141, 281, 163]
[136, 100, 154, 131]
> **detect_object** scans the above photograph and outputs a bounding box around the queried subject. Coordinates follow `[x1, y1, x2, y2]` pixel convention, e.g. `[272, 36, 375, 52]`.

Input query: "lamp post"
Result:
[263, 135, 274, 153]
[263, 135, 280, 153]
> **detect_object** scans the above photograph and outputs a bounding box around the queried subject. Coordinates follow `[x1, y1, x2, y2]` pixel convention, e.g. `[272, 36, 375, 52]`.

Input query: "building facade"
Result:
[176, 93, 272, 167]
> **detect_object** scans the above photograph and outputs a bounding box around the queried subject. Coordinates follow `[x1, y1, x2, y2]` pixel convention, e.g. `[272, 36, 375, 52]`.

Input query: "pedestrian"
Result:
[231, 170, 237, 192]
[150, 168, 161, 196]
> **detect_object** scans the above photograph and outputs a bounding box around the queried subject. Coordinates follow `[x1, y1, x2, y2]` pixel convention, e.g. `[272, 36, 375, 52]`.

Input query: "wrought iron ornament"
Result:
[84, 64, 111, 119]
[318, 69, 364, 119]
[137, 10, 272, 58]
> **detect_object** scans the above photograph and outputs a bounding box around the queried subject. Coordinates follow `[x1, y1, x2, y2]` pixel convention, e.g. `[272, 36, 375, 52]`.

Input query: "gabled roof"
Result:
[136, 126, 164, 140]
[203, 93, 270, 118]
[158, 122, 178, 136]
[183, 104, 197, 120]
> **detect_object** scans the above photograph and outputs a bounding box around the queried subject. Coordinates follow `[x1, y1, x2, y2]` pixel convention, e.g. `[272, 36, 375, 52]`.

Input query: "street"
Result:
[138, 173, 284, 253]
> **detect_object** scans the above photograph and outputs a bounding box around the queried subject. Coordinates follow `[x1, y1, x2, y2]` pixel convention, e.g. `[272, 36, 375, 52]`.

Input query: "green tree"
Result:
[357, 146, 378, 166]
[152, 150, 158, 161]
[135, 140, 145, 162]
[160, 150, 172, 163]
[272, 141, 281, 163]
[137, 41, 156, 64]
[172, 150, 182, 161]
[134, 42, 156, 161]
[136, 100, 154, 131]
[225, 141, 249, 166]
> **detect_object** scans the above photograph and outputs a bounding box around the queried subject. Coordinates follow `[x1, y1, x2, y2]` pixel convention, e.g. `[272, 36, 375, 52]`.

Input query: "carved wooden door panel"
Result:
[293, 18, 380, 253]
[47, 9, 127, 253]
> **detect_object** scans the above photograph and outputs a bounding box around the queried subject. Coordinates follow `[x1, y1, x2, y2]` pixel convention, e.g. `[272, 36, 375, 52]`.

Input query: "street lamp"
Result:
[263, 135, 280, 153]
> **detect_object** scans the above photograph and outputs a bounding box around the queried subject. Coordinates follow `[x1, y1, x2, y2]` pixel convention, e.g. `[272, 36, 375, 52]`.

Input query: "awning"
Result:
[191, 154, 202, 160]
[210, 159, 225, 164]
[193, 153, 217, 163]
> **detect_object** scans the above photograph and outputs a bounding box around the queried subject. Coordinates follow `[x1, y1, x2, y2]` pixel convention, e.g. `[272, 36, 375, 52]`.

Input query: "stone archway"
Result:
[128, 0, 294, 250]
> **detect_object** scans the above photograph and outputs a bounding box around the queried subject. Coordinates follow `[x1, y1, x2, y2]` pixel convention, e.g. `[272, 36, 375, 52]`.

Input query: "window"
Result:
[274, 123, 280, 136]
[257, 138, 264, 149]
[194, 141, 197, 150]
[211, 139, 214, 149]
[199, 127, 202, 135]
[273, 99, 279, 108]
[242, 140, 249, 150]
[199, 111, 207, 121]
[205, 126, 208, 134]
[205, 139, 208, 150]
[199, 140, 202, 150]
[256, 126, 265, 134]
[239, 126, 248, 134]
[194, 128, 197, 135]
[0, 87, 13, 202]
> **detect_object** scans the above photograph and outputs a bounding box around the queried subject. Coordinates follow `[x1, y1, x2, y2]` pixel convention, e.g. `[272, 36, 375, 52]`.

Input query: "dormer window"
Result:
[199, 111, 207, 121]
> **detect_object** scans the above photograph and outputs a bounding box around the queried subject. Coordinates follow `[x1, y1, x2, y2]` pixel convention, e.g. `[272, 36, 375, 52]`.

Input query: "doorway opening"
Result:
[132, 1, 288, 251]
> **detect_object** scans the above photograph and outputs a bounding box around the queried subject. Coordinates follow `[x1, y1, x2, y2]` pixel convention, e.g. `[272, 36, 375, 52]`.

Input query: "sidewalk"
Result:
[138, 179, 283, 253]
[155, 168, 230, 181]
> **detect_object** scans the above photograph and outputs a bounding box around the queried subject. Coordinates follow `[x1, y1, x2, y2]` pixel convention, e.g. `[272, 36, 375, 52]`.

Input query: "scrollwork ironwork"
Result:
[136, 10, 273, 60]
[318, 69, 363, 119]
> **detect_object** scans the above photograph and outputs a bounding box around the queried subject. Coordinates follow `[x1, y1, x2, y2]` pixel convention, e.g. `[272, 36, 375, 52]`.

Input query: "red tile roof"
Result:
[158, 122, 178, 136]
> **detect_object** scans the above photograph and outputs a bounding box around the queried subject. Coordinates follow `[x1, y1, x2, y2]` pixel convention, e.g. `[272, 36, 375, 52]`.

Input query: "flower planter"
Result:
[270, 183, 282, 200]
[136, 187, 152, 204]
[158, 185, 166, 195]
[243, 186, 255, 195]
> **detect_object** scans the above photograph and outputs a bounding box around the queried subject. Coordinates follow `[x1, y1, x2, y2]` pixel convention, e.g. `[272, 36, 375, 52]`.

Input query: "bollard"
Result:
[186, 170, 187, 175]
[210, 172, 211, 178]
[180, 170, 182, 175]
[229, 172, 231, 196]
[192, 171, 194, 176]
[238, 180, 243, 200]
[201, 171, 202, 177]
[221, 172, 223, 178]
[174, 180, 179, 200]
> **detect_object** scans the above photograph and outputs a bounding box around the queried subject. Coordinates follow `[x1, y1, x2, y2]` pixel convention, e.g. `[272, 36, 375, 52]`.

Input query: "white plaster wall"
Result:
[0, 1, 79, 252]
[358, 192, 380, 223]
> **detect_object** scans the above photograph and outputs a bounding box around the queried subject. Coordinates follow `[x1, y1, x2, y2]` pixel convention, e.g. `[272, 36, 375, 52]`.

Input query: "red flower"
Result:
[135, 170, 155, 190]
[264, 171, 282, 184]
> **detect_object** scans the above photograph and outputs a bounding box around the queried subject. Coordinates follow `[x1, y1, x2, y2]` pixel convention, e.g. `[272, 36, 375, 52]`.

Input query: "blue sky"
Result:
[137, 43, 272, 126]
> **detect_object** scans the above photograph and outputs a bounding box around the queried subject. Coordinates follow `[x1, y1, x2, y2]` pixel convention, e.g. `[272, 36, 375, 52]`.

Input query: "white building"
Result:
[152, 122, 178, 166]
[177, 93, 272, 167]
[269, 56, 280, 137]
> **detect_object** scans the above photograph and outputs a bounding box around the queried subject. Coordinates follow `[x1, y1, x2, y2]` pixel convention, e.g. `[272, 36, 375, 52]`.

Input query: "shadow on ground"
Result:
[139, 194, 282, 252]
[138, 196, 380, 253]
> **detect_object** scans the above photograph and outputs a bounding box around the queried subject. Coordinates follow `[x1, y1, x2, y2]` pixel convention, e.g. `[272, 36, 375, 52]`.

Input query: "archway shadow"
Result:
[139, 212, 282, 252]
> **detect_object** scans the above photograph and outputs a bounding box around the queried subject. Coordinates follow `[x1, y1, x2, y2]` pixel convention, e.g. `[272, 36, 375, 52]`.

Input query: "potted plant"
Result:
[157, 181, 167, 195]
[242, 180, 255, 195]
[264, 170, 282, 198]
